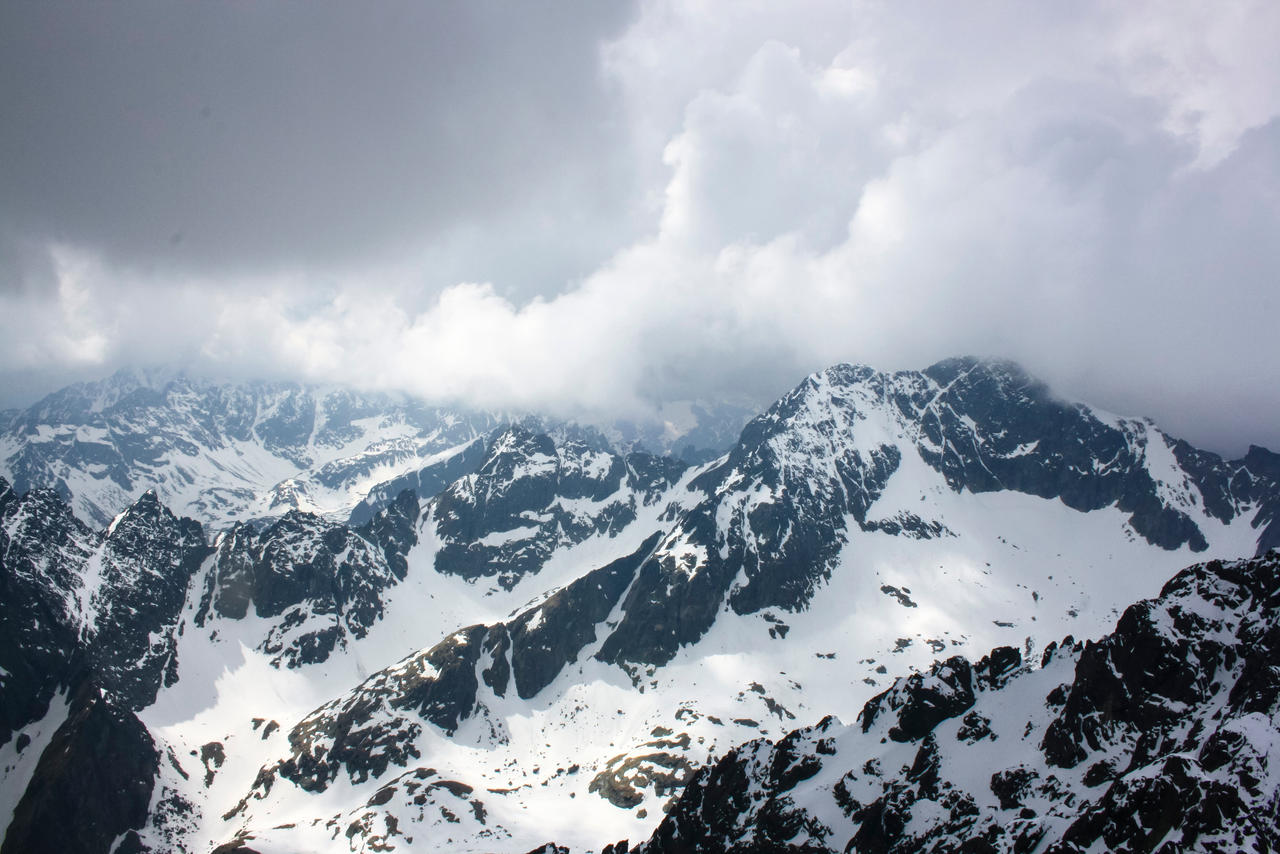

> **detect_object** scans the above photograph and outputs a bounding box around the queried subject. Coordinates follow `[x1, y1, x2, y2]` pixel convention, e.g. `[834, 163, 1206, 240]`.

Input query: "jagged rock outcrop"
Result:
[214, 358, 1280, 853]
[0, 479, 208, 746]
[5, 358, 1280, 854]
[1, 679, 160, 854]
[0, 479, 94, 749]
[84, 490, 209, 709]
[640, 552, 1280, 853]
[428, 425, 685, 588]
[193, 491, 419, 667]
[347, 438, 489, 526]
[597, 359, 1280, 671]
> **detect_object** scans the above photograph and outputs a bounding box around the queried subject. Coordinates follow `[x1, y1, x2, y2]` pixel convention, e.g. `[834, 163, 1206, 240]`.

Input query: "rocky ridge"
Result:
[0, 475, 208, 854]
[599, 357, 1280, 671]
[641, 550, 1280, 853]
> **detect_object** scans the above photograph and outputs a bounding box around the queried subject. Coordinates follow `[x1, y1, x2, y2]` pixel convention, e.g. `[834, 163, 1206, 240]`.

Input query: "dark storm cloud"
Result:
[2, 0, 1280, 460]
[0, 226, 58, 297]
[0, 0, 638, 281]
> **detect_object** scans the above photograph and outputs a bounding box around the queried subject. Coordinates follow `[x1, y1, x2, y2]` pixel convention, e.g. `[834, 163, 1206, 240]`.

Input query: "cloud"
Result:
[0, 0, 641, 290]
[2, 0, 1279, 457]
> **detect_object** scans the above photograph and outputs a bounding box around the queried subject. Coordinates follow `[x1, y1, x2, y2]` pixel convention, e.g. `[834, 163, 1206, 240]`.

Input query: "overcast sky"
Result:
[2, 0, 1278, 455]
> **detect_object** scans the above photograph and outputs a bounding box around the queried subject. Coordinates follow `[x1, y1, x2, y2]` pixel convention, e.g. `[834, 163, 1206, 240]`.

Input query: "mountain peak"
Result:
[108, 487, 179, 534]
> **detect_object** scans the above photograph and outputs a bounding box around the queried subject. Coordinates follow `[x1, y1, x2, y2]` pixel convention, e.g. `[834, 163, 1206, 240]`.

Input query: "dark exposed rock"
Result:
[855, 651, 1023, 744]
[86, 490, 210, 709]
[210, 837, 264, 854]
[201, 740, 226, 786]
[879, 585, 917, 607]
[0, 480, 92, 748]
[589, 739, 698, 809]
[643, 716, 843, 853]
[955, 711, 995, 744]
[1, 679, 159, 854]
[194, 496, 419, 667]
[597, 379, 907, 667]
[7, 358, 1280, 854]
[430, 425, 685, 589]
[596, 511, 746, 670]
[1040, 558, 1265, 770]
[638, 553, 1280, 854]
[990, 766, 1039, 810]
[273, 623, 491, 793]
[598, 358, 1280, 671]
[353, 487, 421, 581]
[0, 480, 207, 760]
[347, 438, 488, 526]
[504, 532, 662, 699]
[900, 358, 1218, 552]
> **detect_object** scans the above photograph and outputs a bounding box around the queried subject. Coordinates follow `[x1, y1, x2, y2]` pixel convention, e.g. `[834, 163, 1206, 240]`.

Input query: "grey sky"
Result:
[0, 1, 640, 288]
[2, 0, 1279, 456]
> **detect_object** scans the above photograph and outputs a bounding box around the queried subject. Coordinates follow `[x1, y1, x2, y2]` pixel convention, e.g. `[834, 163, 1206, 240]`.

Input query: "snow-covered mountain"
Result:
[0, 370, 501, 530]
[2, 358, 1278, 853]
[642, 550, 1280, 853]
[0, 370, 754, 533]
[0, 479, 210, 854]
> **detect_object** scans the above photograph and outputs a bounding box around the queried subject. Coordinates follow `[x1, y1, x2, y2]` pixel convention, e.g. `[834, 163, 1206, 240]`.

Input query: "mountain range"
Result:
[0, 368, 755, 531]
[1, 357, 1277, 853]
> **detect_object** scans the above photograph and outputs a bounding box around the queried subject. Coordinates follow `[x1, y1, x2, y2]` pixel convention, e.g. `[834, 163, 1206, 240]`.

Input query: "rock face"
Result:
[1, 680, 160, 854]
[0, 473, 431, 847]
[251, 534, 663, 796]
[0, 479, 93, 749]
[428, 425, 686, 589]
[346, 438, 489, 526]
[0, 478, 208, 744]
[640, 552, 1280, 854]
[84, 490, 209, 709]
[203, 358, 1280, 853]
[0, 477, 206, 851]
[194, 490, 420, 667]
[599, 358, 1280, 671]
